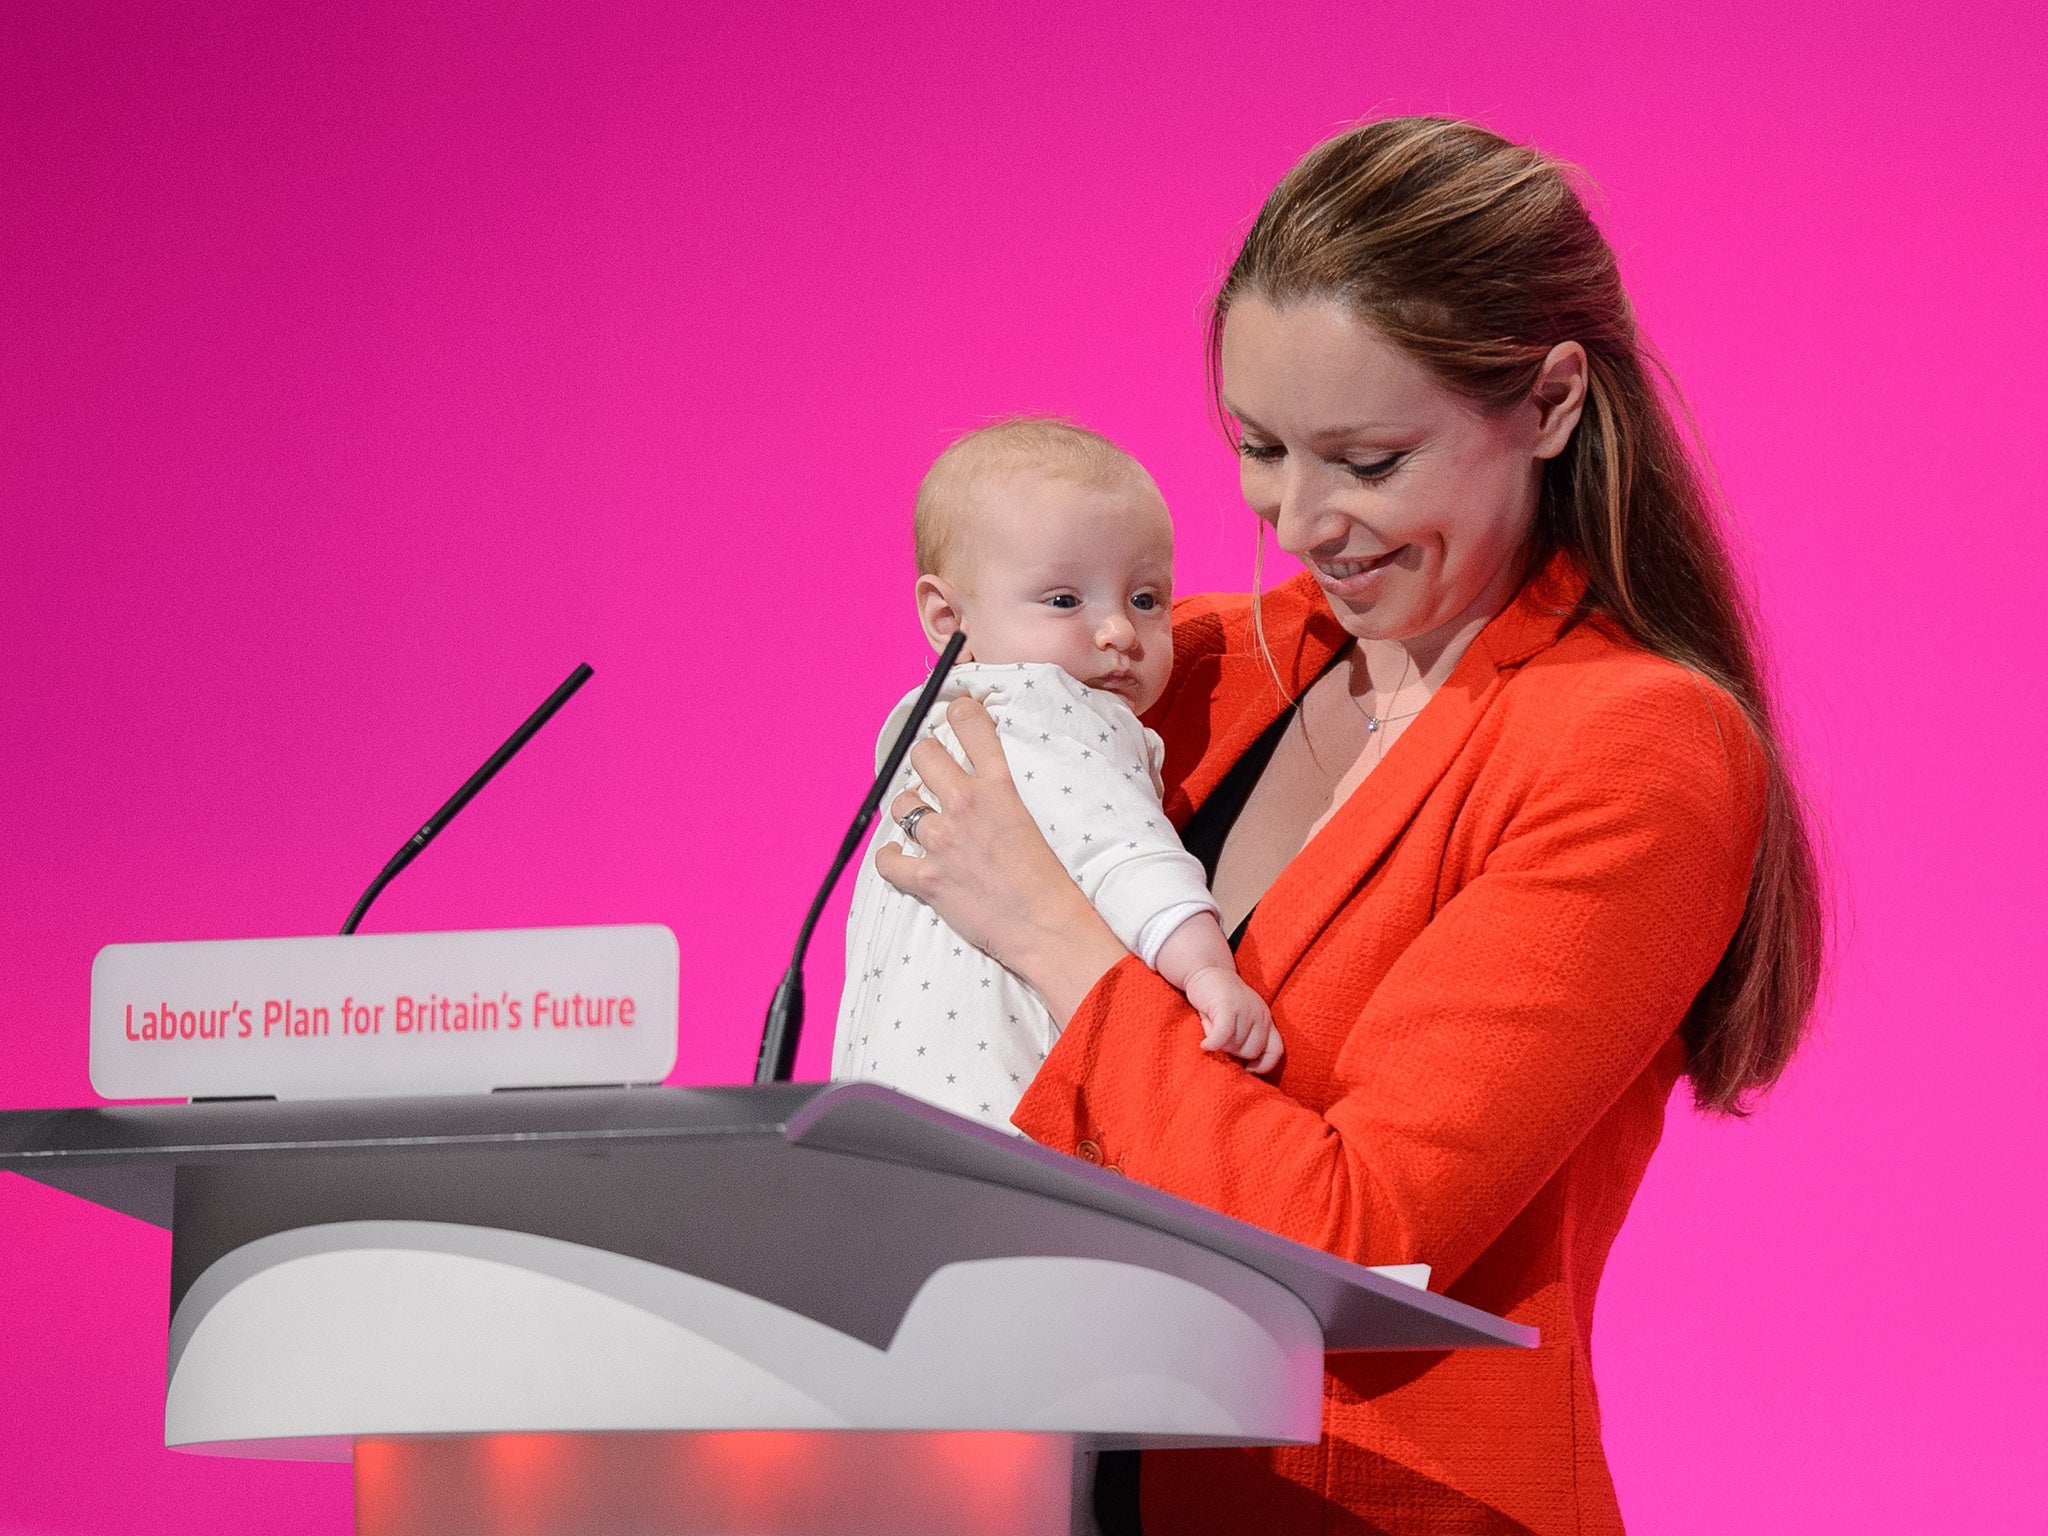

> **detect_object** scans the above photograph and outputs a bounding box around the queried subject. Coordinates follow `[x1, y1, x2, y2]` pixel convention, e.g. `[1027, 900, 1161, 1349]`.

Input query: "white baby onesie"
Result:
[833, 662, 1218, 1133]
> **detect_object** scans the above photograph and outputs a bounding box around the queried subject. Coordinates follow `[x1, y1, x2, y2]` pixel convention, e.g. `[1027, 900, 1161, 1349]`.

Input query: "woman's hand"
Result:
[876, 696, 1130, 1023]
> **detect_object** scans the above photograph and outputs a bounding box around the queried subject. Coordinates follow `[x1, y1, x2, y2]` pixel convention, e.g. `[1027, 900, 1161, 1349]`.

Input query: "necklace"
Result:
[1349, 648, 1425, 734]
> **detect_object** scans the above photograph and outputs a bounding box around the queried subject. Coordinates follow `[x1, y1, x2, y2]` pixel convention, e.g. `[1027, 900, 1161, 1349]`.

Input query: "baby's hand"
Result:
[1183, 965, 1283, 1075]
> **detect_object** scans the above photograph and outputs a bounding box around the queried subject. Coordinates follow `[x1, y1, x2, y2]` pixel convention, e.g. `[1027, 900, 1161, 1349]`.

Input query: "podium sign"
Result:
[90, 925, 678, 1101]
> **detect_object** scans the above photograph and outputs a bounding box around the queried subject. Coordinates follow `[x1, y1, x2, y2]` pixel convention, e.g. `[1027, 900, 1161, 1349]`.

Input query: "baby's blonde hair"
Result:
[914, 416, 1160, 576]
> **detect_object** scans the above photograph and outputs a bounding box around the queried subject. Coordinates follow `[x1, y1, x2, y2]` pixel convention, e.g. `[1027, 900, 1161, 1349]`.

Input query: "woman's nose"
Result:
[1272, 467, 1351, 559]
[1096, 611, 1137, 650]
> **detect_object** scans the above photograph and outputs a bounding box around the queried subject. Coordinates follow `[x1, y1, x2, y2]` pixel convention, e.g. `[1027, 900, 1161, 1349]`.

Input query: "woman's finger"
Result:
[874, 842, 931, 896]
[889, 789, 934, 827]
[908, 736, 973, 804]
[945, 696, 1013, 785]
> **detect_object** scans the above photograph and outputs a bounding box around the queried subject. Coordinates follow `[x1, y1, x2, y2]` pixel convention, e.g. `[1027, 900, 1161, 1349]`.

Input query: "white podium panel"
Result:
[167, 1221, 1324, 1456]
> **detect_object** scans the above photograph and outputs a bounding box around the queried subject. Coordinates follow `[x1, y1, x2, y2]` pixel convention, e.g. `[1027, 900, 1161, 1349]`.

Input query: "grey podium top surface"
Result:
[0, 1082, 1535, 1353]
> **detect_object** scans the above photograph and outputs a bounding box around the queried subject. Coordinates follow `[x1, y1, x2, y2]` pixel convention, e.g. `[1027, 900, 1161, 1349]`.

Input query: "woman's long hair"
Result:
[1208, 116, 1823, 1113]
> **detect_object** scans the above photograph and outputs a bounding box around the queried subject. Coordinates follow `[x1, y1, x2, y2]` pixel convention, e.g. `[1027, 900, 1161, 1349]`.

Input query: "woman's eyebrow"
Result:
[1224, 403, 1413, 443]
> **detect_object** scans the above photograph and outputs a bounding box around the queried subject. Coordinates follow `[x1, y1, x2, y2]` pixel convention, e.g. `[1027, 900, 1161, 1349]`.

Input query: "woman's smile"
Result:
[1310, 546, 1409, 596]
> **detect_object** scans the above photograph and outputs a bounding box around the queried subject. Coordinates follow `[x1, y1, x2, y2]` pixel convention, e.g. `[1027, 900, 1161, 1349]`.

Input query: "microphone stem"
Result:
[340, 663, 595, 935]
[755, 632, 967, 1084]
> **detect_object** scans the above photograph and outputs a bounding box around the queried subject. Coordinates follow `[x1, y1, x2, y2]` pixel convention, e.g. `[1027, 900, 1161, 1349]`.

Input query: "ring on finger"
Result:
[897, 805, 933, 845]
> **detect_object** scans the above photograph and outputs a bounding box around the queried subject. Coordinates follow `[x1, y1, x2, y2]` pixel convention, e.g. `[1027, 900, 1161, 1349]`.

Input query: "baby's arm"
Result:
[1152, 913, 1283, 1075]
[989, 670, 1280, 1074]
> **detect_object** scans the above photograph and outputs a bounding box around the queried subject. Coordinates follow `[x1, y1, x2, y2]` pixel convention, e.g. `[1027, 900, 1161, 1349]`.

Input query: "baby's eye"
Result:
[1044, 593, 1082, 610]
[1131, 592, 1160, 612]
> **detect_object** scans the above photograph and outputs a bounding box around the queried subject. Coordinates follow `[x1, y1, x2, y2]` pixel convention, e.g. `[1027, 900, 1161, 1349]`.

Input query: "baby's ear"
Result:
[915, 575, 969, 656]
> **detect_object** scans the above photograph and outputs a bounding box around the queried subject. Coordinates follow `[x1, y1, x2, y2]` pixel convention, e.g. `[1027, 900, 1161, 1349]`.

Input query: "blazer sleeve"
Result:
[1011, 667, 1769, 1287]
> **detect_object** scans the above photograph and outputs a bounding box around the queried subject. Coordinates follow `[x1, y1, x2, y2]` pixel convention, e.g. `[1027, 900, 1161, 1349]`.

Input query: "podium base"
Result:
[354, 1431, 1095, 1536]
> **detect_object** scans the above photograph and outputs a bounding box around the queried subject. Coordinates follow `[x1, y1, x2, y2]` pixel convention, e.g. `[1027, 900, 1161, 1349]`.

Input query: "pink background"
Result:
[3, 1, 2042, 1530]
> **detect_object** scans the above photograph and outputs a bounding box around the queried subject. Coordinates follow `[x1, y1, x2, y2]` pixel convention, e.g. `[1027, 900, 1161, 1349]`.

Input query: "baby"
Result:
[833, 418, 1279, 1134]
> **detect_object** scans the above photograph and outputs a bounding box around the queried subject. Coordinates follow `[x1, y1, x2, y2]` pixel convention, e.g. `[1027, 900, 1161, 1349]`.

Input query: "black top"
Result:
[1097, 704, 1303, 1535]
[1106, 649, 1348, 1533]
[1175, 701, 1300, 950]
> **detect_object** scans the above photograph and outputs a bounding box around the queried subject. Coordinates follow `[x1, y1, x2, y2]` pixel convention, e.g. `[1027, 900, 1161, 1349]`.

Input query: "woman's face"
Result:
[1219, 295, 1580, 652]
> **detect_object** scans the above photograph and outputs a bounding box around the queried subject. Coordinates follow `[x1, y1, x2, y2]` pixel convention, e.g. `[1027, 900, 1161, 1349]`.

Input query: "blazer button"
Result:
[1076, 1140, 1102, 1163]
[1104, 1163, 1126, 1177]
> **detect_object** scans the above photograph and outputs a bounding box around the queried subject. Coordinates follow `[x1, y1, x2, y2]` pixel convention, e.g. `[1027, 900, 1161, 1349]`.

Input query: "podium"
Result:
[1, 1082, 1534, 1534]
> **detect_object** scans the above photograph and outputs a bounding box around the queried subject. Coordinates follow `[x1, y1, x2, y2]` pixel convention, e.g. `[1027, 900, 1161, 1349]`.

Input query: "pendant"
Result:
[1364, 717, 1381, 732]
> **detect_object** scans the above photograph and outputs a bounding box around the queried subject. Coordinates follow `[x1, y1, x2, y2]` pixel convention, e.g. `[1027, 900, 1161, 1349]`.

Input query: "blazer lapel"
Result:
[1234, 555, 1588, 998]
[1161, 576, 1351, 827]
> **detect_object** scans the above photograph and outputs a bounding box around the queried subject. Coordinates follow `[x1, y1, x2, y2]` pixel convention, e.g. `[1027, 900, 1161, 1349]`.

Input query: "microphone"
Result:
[340, 663, 596, 935]
[754, 631, 968, 1085]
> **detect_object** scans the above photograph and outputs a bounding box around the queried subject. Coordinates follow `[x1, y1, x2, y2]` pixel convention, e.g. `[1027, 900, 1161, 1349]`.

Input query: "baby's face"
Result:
[944, 472, 1176, 714]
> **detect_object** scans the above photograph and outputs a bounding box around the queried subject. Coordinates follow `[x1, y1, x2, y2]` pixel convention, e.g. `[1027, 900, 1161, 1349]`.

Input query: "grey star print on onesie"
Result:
[832, 662, 1218, 1133]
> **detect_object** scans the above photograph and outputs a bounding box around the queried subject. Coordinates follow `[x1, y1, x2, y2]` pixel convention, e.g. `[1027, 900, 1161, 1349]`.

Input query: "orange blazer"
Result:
[1013, 556, 1767, 1536]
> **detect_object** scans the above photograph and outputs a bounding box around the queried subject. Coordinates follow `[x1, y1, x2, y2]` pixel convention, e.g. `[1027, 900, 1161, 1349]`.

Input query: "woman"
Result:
[877, 117, 1822, 1535]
